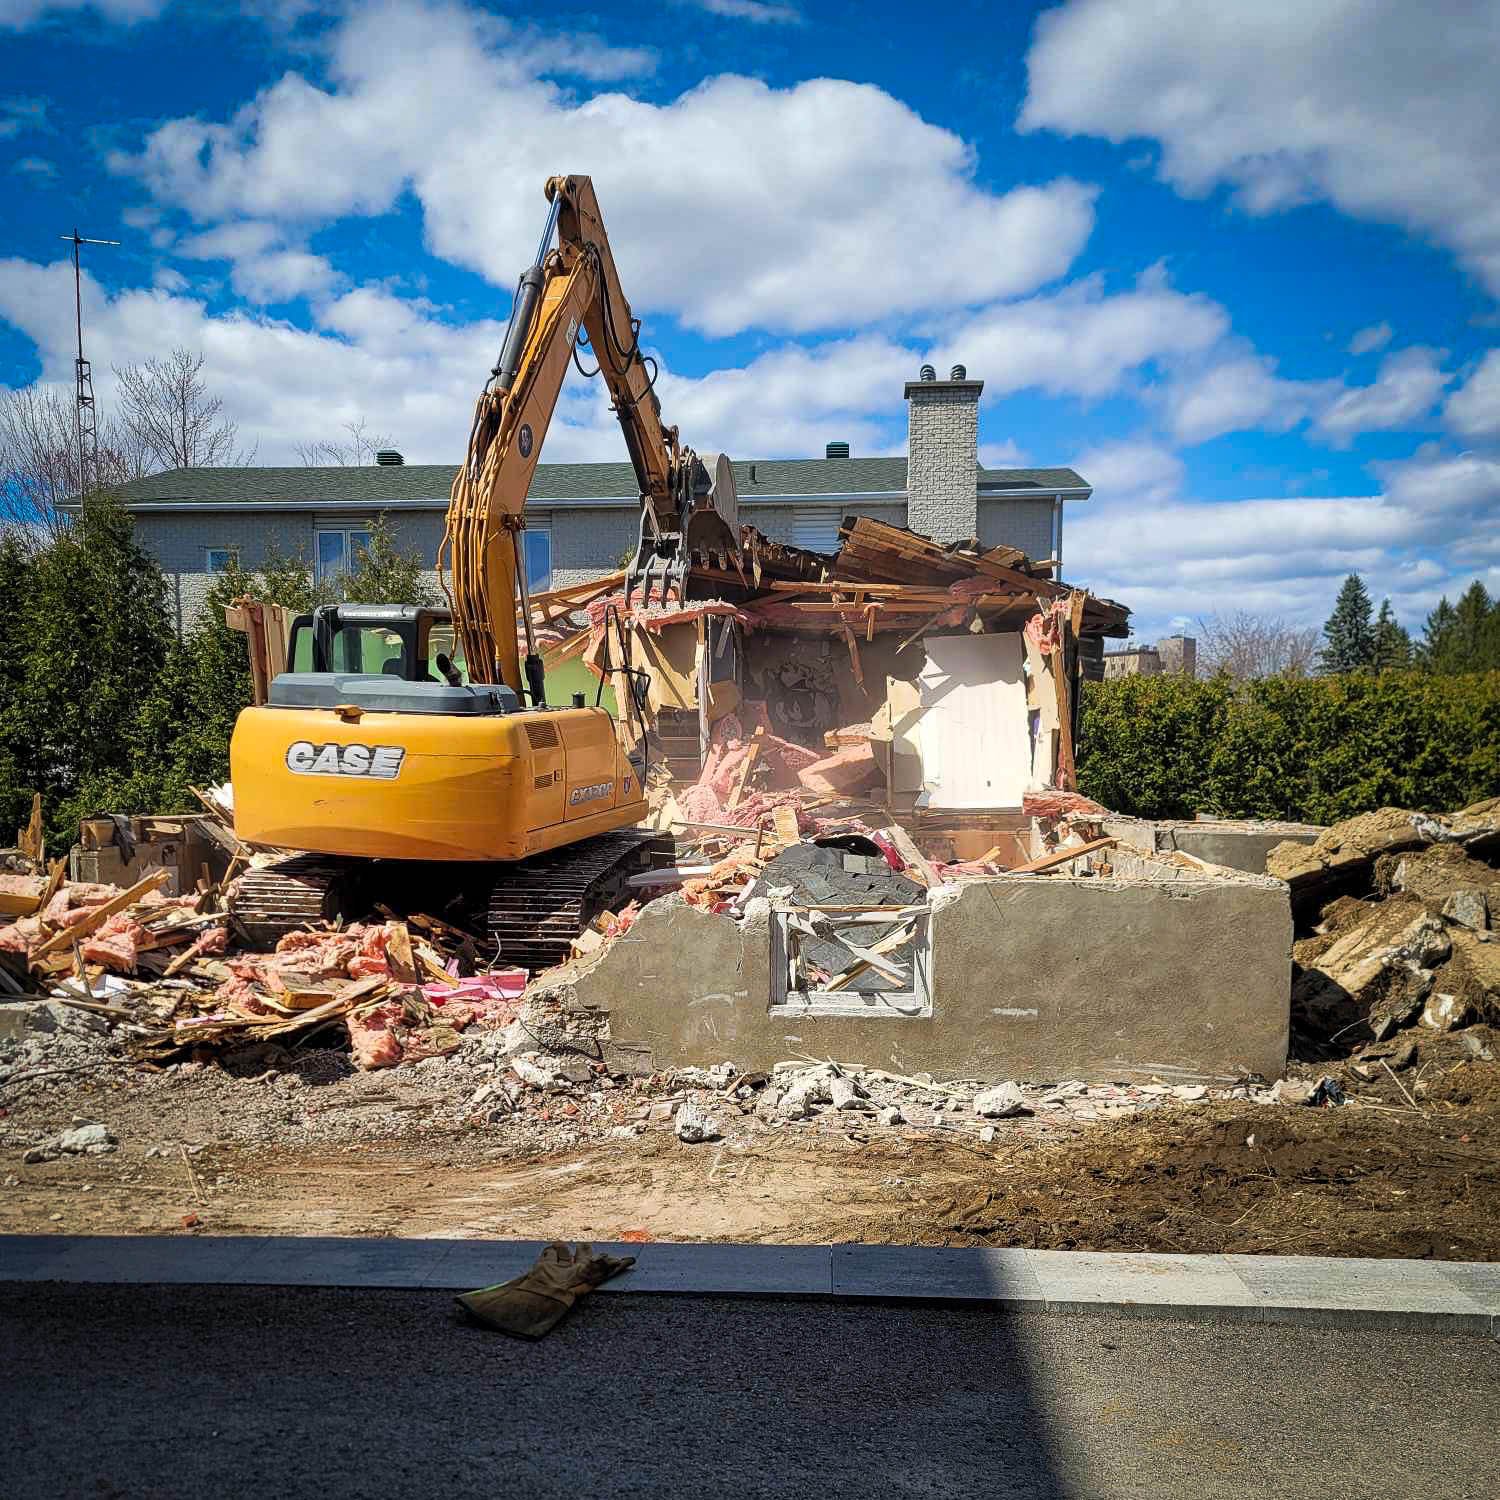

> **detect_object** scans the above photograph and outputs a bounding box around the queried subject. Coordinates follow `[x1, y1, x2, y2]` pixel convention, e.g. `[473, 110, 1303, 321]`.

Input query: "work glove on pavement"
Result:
[455, 1241, 636, 1340]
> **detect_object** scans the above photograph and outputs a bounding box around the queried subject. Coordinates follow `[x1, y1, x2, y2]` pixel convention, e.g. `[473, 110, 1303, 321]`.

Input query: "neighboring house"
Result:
[102, 364, 1092, 631]
[1103, 635, 1197, 680]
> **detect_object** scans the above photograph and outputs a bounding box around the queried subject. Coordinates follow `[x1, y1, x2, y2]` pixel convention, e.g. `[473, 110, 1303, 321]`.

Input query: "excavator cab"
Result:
[286, 604, 473, 686]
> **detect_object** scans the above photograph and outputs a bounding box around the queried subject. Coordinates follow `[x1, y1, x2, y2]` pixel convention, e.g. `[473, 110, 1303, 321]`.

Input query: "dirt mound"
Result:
[929, 1094, 1500, 1259]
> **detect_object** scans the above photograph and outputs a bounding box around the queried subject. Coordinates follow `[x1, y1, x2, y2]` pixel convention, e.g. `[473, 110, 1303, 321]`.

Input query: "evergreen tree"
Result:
[1372, 599, 1412, 671]
[1420, 597, 1457, 670]
[1421, 582, 1500, 673]
[341, 514, 436, 606]
[6, 497, 177, 845]
[1319, 573, 1375, 673]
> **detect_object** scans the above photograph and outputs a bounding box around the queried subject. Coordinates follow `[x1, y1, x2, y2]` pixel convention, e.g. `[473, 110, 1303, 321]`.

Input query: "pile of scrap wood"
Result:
[0, 868, 226, 989]
[140, 918, 527, 1070]
[1, 845, 528, 1071]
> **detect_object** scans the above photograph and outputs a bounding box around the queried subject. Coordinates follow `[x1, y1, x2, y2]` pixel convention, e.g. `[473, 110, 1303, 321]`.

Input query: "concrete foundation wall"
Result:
[1106, 817, 1324, 876]
[552, 869, 1292, 1084]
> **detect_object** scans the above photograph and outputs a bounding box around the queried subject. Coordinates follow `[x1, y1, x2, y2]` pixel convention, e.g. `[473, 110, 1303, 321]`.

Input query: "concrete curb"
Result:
[1, 1235, 1495, 1336]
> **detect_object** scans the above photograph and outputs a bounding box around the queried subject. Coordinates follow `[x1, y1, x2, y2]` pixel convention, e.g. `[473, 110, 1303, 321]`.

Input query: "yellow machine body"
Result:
[230, 703, 647, 863]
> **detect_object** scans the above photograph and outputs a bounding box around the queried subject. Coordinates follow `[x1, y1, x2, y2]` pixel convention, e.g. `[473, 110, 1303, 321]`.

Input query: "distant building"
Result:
[1103, 634, 1196, 680]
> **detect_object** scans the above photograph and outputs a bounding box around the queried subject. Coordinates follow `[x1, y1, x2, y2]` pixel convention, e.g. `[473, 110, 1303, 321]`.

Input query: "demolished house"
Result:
[22, 514, 1491, 1100]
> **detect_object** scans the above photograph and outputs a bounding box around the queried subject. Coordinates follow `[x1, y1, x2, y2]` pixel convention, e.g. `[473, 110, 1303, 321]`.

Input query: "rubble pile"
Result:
[0, 849, 530, 1081]
[1278, 800, 1500, 1060]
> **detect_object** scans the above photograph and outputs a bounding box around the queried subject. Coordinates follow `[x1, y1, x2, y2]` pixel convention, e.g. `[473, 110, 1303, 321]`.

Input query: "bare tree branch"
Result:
[295, 417, 394, 467]
[1196, 610, 1321, 679]
[111, 347, 254, 470]
[0, 384, 146, 544]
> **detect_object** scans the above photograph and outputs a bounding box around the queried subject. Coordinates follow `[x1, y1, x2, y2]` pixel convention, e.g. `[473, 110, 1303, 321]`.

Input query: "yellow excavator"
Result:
[226, 176, 740, 968]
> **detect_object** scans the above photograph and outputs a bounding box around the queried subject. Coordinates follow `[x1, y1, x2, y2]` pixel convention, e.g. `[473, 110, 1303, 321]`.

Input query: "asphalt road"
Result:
[4, 1282, 1496, 1499]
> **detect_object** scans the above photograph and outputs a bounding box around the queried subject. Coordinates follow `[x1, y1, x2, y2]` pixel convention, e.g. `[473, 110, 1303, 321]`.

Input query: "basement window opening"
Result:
[768, 905, 932, 1018]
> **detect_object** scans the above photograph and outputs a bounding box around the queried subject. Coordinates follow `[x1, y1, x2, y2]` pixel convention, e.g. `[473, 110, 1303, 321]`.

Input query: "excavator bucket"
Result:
[626, 451, 743, 605]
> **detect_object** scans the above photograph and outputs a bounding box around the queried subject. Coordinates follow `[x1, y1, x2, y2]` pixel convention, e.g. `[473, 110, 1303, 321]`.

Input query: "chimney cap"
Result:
[825, 440, 850, 460]
[918, 364, 936, 382]
[375, 449, 404, 466]
[949, 363, 966, 381]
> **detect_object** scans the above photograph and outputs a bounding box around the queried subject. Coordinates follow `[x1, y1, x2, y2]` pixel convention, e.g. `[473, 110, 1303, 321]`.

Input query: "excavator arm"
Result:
[441, 174, 739, 695]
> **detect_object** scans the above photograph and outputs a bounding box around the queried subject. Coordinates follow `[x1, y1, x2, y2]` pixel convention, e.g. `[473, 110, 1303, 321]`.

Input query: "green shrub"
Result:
[1079, 671, 1500, 822]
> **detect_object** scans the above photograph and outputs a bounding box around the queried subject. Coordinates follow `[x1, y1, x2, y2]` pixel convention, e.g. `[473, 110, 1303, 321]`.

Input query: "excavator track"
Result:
[228, 833, 669, 973]
[228, 855, 363, 949]
[484, 830, 666, 975]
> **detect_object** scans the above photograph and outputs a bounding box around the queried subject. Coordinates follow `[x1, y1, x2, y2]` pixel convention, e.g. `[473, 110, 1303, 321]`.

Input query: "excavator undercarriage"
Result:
[230, 831, 671, 970]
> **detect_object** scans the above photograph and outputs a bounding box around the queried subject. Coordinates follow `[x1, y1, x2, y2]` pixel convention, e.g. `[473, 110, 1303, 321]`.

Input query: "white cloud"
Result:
[13, 155, 57, 178]
[1066, 424, 1500, 638]
[1160, 355, 1332, 445]
[1021, 0, 1500, 296]
[677, 0, 802, 22]
[171, 221, 341, 304]
[1315, 346, 1449, 446]
[933, 266, 1228, 403]
[1445, 349, 1500, 441]
[175, 222, 284, 262]
[0, 0, 164, 28]
[1374, 446, 1500, 516]
[1348, 321, 1393, 356]
[113, 0, 1097, 336]
[1072, 439, 1185, 507]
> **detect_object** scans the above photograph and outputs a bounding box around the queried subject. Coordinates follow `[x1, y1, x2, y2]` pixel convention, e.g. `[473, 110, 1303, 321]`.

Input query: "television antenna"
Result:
[59, 228, 120, 496]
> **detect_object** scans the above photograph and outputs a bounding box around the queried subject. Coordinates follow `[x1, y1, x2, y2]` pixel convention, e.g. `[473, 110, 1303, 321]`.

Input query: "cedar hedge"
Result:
[1077, 671, 1500, 824]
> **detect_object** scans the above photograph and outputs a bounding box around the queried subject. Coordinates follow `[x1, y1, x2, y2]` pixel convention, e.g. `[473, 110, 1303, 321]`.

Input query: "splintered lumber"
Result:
[773, 805, 801, 846]
[31, 870, 172, 959]
[20, 793, 43, 865]
[726, 727, 765, 810]
[385, 921, 419, 984]
[1009, 836, 1116, 874]
[824, 921, 917, 991]
[878, 824, 936, 888]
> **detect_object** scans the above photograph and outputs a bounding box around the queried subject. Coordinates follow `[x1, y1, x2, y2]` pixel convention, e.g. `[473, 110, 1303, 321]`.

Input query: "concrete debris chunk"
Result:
[1171, 1084, 1208, 1101]
[1442, 888, 1490, 931]
[827, 1075, 869, 1112]
[674, 1104, 720, 1143]
[647, 1100, 679, 1123]
[1420, 992, 1472, 1032]
[1268, 1078, 1317, 1106]
[877, 1105, 904, 1127]
[974, 1081, 1026, 1118]
[510, 1052, 564, 1089]
[755, 1088, 784, 1120]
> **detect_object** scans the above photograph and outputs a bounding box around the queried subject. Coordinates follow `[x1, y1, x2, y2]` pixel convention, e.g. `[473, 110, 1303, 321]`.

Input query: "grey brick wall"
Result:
[133, 510, 320, 634]
[906, 383, 980, 542]
[978, 497, 1055, 563]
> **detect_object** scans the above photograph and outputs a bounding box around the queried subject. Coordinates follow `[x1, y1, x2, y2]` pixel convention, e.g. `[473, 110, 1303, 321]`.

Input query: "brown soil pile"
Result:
[926, 1091, 1500, 1260]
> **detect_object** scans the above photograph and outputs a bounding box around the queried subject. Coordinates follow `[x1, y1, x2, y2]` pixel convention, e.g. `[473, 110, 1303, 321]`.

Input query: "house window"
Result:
[205, 547, 239, 573]
[523, 528, 551, 593]
[315, 527, 373, 583]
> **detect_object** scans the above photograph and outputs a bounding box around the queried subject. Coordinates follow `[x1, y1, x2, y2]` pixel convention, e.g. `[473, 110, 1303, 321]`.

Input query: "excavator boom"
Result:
[441, 174, 740, 693]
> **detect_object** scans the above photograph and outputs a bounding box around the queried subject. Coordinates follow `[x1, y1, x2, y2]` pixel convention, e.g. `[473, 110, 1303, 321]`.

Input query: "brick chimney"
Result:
[904, 362, 983, 541]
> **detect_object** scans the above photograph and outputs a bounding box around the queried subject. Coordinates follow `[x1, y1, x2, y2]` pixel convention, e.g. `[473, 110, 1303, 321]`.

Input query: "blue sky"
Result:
[2, 0, 1498, 641]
